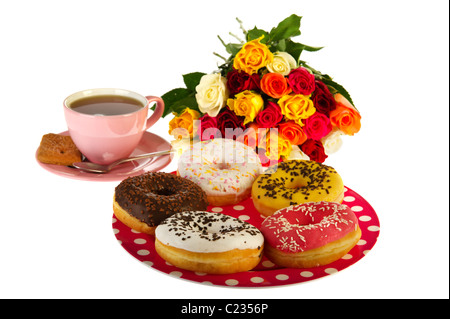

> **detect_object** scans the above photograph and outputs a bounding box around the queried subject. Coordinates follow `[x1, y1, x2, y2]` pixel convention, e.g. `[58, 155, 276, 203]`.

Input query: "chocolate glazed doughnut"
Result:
[113, 172, 208, 235]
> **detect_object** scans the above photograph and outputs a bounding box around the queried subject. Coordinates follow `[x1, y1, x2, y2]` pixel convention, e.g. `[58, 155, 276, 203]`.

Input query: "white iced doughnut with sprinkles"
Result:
[178, 138, 262, 206]
[155, 211, 264, 274]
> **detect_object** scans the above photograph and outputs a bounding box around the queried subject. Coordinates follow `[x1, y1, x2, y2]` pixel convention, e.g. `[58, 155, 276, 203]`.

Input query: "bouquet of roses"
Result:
[162, 14, 361, 164]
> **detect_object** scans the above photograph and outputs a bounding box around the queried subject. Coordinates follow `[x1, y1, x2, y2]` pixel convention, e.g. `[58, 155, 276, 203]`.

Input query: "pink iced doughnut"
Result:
[260, 201, 361, 268]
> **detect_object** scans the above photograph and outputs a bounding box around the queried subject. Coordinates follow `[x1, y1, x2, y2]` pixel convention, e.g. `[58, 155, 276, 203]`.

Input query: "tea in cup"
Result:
[63, 88, 164, 165]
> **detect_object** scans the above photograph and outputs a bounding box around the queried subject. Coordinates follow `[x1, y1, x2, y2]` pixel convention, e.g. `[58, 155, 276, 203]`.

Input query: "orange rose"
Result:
[236, 122, 267, 149]
[277, 120, 308, 145]
[233, 36, 273, 75]
[329, 94, 361, 136]
[168, 107, 200, 138]
[260, 72, 292, 99]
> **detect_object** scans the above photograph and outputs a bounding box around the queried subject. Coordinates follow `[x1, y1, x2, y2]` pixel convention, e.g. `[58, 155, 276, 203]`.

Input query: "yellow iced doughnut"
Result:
[251, 160, 344, 217]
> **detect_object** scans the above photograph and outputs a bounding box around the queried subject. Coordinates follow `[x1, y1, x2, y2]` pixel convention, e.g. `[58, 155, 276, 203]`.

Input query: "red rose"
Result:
[255, 101, 283, 128]
[227, 69, 261, 96]
[311, 80, 336, 116]
[300, 139, 328, 163]
[197, 113, 220, 141]
[246, 73, 261, 91]
[216, 106, 246, 139]
[304, 112, 332, 140]
[288, 67, 316, 95]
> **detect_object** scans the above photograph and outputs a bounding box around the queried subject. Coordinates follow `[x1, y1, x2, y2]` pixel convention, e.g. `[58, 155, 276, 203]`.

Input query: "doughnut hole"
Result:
[284, 177, 309, 190]
[295, 212, 315, 226]
[216, 162, 229, 170]
[153, 186, 177, 196]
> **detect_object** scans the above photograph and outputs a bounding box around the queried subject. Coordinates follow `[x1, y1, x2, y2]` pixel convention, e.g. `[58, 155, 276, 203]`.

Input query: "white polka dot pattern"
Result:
[112, 185, 380, 287]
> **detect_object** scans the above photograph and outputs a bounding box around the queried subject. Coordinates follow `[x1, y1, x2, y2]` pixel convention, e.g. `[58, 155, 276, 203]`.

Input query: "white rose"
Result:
[195, 73, 229, 117]
[266, 52, 297, 75]
[321, 128, 344, 155]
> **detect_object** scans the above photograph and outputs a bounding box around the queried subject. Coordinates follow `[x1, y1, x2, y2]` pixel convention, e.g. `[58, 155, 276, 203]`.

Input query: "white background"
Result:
[0, 0, 448, 299]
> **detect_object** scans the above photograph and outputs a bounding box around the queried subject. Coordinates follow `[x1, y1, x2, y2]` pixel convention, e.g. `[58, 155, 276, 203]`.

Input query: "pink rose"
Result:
[255, 101, 283, 128]
[197, 113, 219, 140]
[303, 112, 332, 140]
[288, 67, 315, 95]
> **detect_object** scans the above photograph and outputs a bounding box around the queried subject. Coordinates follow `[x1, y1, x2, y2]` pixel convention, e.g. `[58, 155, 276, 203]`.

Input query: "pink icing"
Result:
[260, 201, 359, 253]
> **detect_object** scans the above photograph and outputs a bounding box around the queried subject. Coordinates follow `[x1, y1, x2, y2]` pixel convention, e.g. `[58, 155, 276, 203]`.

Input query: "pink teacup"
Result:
[63, 88, 164, 165]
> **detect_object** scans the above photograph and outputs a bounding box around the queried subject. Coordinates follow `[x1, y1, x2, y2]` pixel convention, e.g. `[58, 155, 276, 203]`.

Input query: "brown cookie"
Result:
[37, 133, 82, 166]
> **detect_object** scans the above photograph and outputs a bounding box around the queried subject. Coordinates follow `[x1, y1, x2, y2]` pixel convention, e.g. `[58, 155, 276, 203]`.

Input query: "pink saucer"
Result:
[36, 131, 172, 182]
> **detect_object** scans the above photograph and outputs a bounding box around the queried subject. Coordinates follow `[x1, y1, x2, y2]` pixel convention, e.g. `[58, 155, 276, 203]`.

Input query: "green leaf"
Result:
[247, 27, 269, 42]
[320, 75, 356, 109]
[299, 43, 324, 52]
[169, 94, 200, 115]
[269, 14, 302, 42]
[218, 35, 242, 55]
[298, 60, 320, 74]
[272, 39, 286, 52]
[285, 40, 305, 63]
[183, 72, 206, 91]
[286, 41, 324, 63]
[225, 42, 242, 55]
[161, 88, 192, 117]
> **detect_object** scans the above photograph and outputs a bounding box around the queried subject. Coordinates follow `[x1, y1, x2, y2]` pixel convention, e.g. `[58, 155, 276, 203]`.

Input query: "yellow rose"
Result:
[233, 36, 273, 75]
[227, 90, 264, 125]
[277, 94, 316, 125]
[265, 131, 292, 160]
[168, 107, 200, 138]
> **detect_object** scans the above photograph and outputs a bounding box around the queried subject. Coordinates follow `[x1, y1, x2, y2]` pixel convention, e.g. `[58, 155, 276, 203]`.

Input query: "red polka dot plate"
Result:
[112, 186, 380, 287]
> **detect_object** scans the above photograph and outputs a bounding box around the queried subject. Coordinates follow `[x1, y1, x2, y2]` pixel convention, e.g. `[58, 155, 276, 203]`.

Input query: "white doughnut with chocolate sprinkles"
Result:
[113, 172, 208, 235]
[155, 211, 264, 274]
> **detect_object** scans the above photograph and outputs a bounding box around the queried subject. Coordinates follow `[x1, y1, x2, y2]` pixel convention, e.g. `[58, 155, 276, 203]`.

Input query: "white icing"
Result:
[155, 211, 264, 253]
[178, 138, 262, 196]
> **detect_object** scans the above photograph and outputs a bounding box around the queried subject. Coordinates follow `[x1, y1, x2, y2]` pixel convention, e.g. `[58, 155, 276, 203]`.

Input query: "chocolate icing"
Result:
[114, 172, 208, 227]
